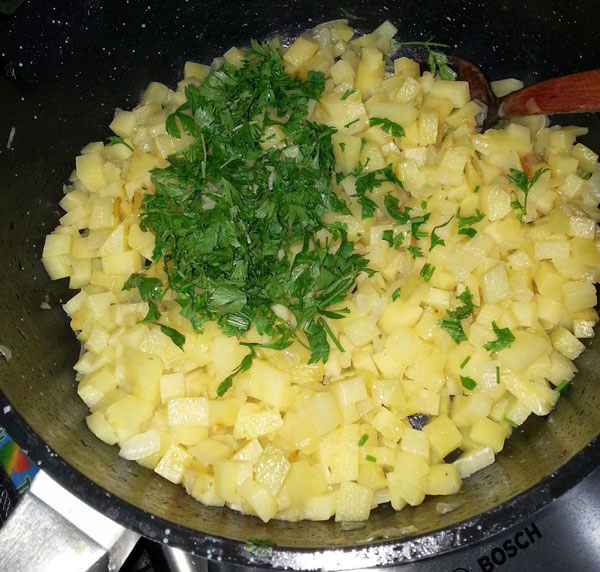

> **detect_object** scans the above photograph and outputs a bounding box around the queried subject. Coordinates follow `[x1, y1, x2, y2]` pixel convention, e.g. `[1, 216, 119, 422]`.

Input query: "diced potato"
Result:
[119, 429, 161, 460]
[423, 415, 463, 458]
[154, 444, 189, 484]
[335, 481, 373, 522]
[425, 464, 462, 495]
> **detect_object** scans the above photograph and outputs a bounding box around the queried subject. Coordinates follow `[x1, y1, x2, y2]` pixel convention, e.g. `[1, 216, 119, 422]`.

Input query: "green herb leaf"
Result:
[392, 287, 402, 301]
[460, 355, 471, 369]
[393, 40, 456, 80]
[507, 168, 549, 218]
[420, 263, 435, 282]
[554, 379, 570, 393]
[123, 273, 163, 302]
[139, 301, 161, 323]
[483, 321, 515, 352]
[344, 117, 360, 129]
[579, 170, 592, 180]
[159, 325, 186, 350]
[496, 366, 501, 384]
[437, 287, 477, 344]
[503, 417, 518, 428]
[473, 185, 480, 193]
[106, 135, 133, 152]
[217, 345, 256, 397]
[341, 89, 356, 101]
[369, 117, 406, 137]
[358, 434, 369, 446]
[366, 454, 377, 462]
[408, 245, 424, 258]
[429, 216, 453, 251]
[460, 375, 477, 391]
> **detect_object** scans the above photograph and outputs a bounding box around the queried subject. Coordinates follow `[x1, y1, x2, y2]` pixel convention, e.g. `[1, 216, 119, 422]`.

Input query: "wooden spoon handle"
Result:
[499, 70, 600, 117]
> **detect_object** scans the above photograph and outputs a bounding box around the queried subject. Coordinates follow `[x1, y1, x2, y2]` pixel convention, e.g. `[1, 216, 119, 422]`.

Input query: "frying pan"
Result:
[1, 0, 600, 568]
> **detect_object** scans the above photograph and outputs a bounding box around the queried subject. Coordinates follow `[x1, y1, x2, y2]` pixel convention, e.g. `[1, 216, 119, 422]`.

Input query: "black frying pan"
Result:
[1, 0, 600, 568]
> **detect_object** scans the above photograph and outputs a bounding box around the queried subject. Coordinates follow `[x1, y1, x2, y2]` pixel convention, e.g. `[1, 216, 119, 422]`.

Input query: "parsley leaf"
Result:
[457, 208, 484, 238]
[420, 263, 435, 282]
[483, 321, 515, 352]
[159, 325, 186, 350]
[365, 454, 377, 462]
[106, 135, 133, 152]
[503, 417, 518, 428]
[392, 40, 456, 80]
[554, 379, 570, 393]
[507, 167, 549, 219]
[429, 216, 453, 251]
[139, 301, 161, 323]
[460, 355, 471, 369]
[341, 89, 356, 101]
[354, 164, 402, 219]
[437, 287, 477, 344]
[408, 245, 424, 258]
[392, 287, 402, 301]
[369, 117, 406, 137]
[358, 434, 369, 446]
[123, 273, 163, 302]
[460, 375, 477, 391]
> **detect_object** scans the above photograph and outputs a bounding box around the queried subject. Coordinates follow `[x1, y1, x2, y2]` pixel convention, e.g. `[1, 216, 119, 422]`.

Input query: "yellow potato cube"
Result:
[423, 415, 463, 458]
[425, 464, 462, 495]
[335, 481, 373, 522]
[355, 46, 384, 98]
[470, 418, 507, 453]
[154, 444, 189, 484]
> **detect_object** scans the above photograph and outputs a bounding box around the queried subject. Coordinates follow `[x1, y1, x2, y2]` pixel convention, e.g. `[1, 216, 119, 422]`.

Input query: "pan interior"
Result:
[1, 0, 600, 560]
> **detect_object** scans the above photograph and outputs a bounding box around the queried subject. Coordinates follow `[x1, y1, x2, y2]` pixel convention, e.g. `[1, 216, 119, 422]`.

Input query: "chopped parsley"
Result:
[460, 375, 477, 391]
[503, 417, 518, 428]
[429, 216, 453, 251]
[483, 321, 515, 352]
[554, 379, 570, 393]
[127, 42, 374, 394]
[159, 325, 186, 350]
[392, 287, 402, 301]
[457, 208, 484, 238]
[496, 366, 501, 384]
[358, 434, 369, 446]
[579, 170, 592, 180]
[393, 40, 456, 80]
[420, 263, 435, 282]
[344, 117, 360, 129]
[382, 229, 405, 249]
[437, 287, 477, 343]
[473, 185, 480, 193]
[365, 454, 377, 462]
[369, 117, 406, 137]
[408, 245, 424, 257]
[355, 164, 402, 218]
[460, 355, 471, 369]
[507, 168, 549, 220]
[106, 135, 133, 152]
[341, 88, 356, 101]
[384, 194, 429, 239]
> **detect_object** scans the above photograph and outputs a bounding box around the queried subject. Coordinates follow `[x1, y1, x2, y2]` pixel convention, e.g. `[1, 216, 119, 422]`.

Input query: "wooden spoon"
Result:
[445, 56, 600, 130]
